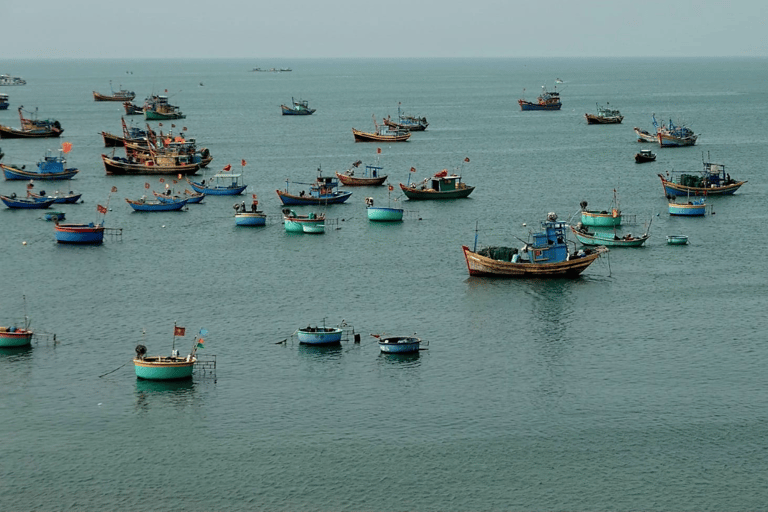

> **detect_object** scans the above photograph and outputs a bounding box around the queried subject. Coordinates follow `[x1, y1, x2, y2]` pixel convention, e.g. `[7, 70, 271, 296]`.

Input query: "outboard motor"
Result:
[135, 344, 147, 359]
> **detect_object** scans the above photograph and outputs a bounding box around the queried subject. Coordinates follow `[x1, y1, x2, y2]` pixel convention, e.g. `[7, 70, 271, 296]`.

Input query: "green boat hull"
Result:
[367, 207, 403, 222]
[144, 111, 186, 121]
[134, 358, 194, 380]
[581, 211, 621, 227]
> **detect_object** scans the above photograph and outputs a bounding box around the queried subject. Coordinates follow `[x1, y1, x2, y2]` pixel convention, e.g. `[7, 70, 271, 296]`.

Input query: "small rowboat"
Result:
[296, 326, 343, 345]
[0, 194, 55, 209]
[125, 197, 187, 212]
[54, 222, 105, 244]
[0, 325, 33, 348]
[282, 209, 325, 233]
[377, 336, 423, 354]
[666, 235, 689, 245]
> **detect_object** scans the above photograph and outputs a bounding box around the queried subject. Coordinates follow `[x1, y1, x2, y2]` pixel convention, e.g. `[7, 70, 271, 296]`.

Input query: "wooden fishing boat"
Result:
[585, 103, 623, 124]
[668, 197, 706, 216]
[400, 169, 474, 200]
[654, 114, 697, 147]
[143, 95, 185, 120]
[133, 326, 205, 380]
[365, 195, 403, 222]
[282, 208, 325, 233]
[666, 235, 689, 245]
[123, 101, 143, 115]
[0, 93, 8, 110]
[376, 335, 423, 354]
[336, 161, 387, 186]
[126, 196, 187, 212]
[352, 116, 411, 142]
[0, 107, 64, 138]
[296, 325, 343, 345]
[382, 103, 428, 131]
[2, 149, 78, 180]
[187, 169, 247, 195]
[126, 136, 212, 168]
[281, 97, 315, 115]
[658, 159, 746, 196]
[0, 194, 55, 209]
[634, 127, 657, 143]
[570, 225, 649, 247]
[54, 222, 105, 244]
[518, 85, 562, 111]
[277, 171, 352, 205]
[635, 149, 656, 163]
[101, 118, 154, 147]
[0, 325, 33, 348]
[462, 212, 608, 278]
[101, 153, 201, 176]
[93, 82, 135, 102]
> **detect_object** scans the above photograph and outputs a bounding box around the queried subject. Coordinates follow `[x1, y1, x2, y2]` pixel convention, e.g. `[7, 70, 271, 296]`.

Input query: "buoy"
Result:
[22, 241, 27, 245]
[522, 223, 527, 227]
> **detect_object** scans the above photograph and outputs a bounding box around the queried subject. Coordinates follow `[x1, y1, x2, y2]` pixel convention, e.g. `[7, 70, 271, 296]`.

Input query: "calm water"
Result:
[1, 58, 767, 511]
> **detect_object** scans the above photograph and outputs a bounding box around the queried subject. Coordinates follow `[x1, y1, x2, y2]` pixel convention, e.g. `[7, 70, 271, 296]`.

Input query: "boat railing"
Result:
[104, 227, 123, 240]
[194, 354, 217, 381]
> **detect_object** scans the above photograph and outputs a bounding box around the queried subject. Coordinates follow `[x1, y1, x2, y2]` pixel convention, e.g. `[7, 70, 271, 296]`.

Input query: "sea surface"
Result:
[0, 57, 767, 511]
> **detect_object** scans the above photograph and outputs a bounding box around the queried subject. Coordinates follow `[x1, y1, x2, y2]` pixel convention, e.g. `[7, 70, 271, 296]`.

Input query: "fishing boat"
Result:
[101, 152, 201, 176]
[93, 82, 135, 102]
[462, 212, 608, 278]
[0, 93, 8, 110]
[352, 116, 411, 142]
[400, 168, 474, 200]
[0, 75, 26, 86]
[365, 193, 403, 222]
[376, 335, 423, 354]
[633, 127, 657, 143]
[666, 235, 689, 245]
[0, 194, 55, 209]
[133, 325, 205, 380]
[282, 208, 325, 233]
[143, 95, 185, 120]
[54, 222, 105, 244]
[281, 97, 315, 115]
[234, 195, 266, 226]
[336, 161, 387, 186]
[44, 211, 65, 221]
[571, 224, 649, 247]
[635, 149, 656, 163]
[382, 103, 428, 131]
[579, 194, 621, 227]
[668, 196, 706, 216]
[585, 103, 623, 124]
[125, 196, 187, 212]
[2, 149, 78, 181]
[0, 106, 64, 138]
[276, 170, 352, 205]
[296, 325, 343, 345]
[123, 101, 143, 116]
[187, 166, 247, 195]
[0, 324, 33, 348]
[126, 134, 212, 169]
[654, 115, 698, 147]
[153, 189, 205, 204]
[101, 118, 155, 147]
[518, 85, 562, 111]
[658, 158, 746, 196]
[28, 189, 82, 204]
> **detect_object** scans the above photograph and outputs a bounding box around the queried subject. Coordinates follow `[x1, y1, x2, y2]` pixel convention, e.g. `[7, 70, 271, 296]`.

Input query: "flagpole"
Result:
[172, 321, 177, 353]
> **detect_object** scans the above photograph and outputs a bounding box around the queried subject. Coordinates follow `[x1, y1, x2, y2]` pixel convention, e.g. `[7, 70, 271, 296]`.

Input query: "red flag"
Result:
[111, 186, 118, 193]
[174, 326, 186, 337]
[61, 142, 73, 154]
[144, 182, 150, 189]
[410, 167, 416, 172]
[183, 127, 187, 131]
[377, 147, 381, 154]
[464, 157, 470, 163]
[241, 159, 247, 167]
[97, 204, 107, 214]
[388, 185, 394, 191]
[164, 89, 168, 93]
[159, 178, 165, 183]
[223, 164, 232, 171]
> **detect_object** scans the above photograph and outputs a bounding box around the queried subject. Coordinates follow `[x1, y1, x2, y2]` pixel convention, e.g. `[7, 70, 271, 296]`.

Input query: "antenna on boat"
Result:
[473, 221, 479, 252]
[22, 295, 29, 330]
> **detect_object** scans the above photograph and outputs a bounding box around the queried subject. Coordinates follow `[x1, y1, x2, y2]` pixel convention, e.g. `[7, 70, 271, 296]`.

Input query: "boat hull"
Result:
[281, 105, 315, 115]
[296, 328, 343, 345]
[335, 172, 388, 186]
[0, 330, 33, 348]
[571, 227, 648, 247]
[666, 235, 689, 245]
[235, 212, 267, 226]
[658, 133, 698, 147]
[668, 203, 706, 216]
[133, 357, 195, 380]
[462, 245, 606, 278]
[187, 180, 246, 195]
[1, 196, 55, 209]
[93, 91, 136, 102]
[276, 189, 352, 205]
[144, 111, 185, 121]
[658, 174, 745, 196]
[367, 207, 403, 222]
[634, 128, 657, 143]
[581, 211, 621, 227]
[635, 153, 656, 163]
[1, 163, 78, 180]
[54, 223, 105, 244]
[0, 125, 63, 138]
[126, 198, 187, 211]
[585, 114, 623, 124]
[519, 100, 561, 111]
[352, 128, 410, 143]
[102, 155, 200, 176]
[284, 217, 324, 233]
[399, 184, 475, 200]
[378, 337, 420, 353]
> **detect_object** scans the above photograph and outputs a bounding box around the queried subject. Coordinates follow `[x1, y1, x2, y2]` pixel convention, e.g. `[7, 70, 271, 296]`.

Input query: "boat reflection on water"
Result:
[378, 350, 421, 367]
[297, 342, 343, 361]
[135, 378, 196, 410]
[0, 344, 34, 360]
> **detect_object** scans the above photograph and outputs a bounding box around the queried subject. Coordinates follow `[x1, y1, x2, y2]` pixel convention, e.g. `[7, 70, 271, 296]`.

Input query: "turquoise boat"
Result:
[365, 196, 403, 222]
[133, 325, 205, 380]
[666, 235, 689, 245]
[282, 208, 325, 233]
[668, 197, 706, 216]
[0, 325, 33, 348]
[579, 194, 621, 227]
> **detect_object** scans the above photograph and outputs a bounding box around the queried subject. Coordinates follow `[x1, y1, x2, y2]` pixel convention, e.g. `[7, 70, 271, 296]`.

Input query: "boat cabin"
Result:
[525, 215, 569, 264]
[37, 150, 66, 173]
[430, 174, 462, 192]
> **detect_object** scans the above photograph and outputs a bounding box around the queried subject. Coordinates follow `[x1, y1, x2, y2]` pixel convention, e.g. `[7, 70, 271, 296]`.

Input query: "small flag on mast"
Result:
[97, 204, 107, 214]
[241, 159, 247, 167]
[174, 326, 186, 337]
[196, 338, 205, 349]
[223, 164, 232, 171]
[111, 186, 118, 193]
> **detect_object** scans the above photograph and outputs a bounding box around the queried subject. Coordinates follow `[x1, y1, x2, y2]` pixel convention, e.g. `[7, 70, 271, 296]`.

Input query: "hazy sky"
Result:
[5, 0, 766, 59]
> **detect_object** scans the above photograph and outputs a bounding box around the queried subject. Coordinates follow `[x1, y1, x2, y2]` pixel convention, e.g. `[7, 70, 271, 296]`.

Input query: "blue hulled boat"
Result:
[126, 196, 187, 211]
[276, 170, 352, 205]
[187, 169, 247, 195]
[518, 85, 562, 111]
[54, 222, 105, 244]
[1, 149, 79, 180]
[668, 197, 706, 216]
[1, 194, 55, 209]
[281, 97, 315, 115]
[659, 158, 746, 197]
